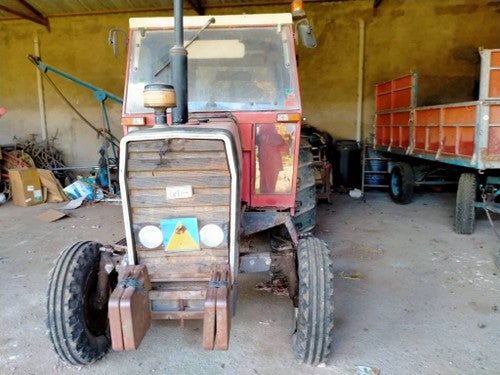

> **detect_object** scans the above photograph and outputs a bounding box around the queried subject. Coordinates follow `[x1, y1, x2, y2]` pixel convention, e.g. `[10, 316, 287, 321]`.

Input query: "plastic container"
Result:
[364, 146, 388, 186]
[333, 140, 361, 189]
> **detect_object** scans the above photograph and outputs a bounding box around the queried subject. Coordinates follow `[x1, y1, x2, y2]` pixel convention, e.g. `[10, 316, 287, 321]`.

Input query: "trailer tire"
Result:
[389, 162, 414, 204]
[454, 173, 476, 234]
[293, 236, 334, 365]
[293, 138, 317, 233]
[47, 241, 112, 365]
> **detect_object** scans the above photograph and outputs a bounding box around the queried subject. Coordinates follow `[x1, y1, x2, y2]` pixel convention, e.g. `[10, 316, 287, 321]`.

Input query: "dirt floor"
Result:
[0, 190, 498, 375]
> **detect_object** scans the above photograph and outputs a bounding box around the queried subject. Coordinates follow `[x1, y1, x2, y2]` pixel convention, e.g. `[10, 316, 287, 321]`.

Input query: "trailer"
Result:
[374, 48, 500, 234]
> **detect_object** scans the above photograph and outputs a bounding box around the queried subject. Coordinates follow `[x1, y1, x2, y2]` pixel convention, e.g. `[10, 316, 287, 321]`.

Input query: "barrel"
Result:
[333, 140, 361, 189]
[364, 146, 388, 186]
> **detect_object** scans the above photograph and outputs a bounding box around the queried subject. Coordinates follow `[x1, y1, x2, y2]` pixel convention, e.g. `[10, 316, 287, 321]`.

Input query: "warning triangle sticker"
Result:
[161, 218, 200, 252]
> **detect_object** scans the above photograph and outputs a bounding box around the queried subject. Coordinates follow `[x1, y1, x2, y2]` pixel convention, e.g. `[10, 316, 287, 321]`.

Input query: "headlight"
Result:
[199, 224, 224, 248]
[138, 225, 164, 249]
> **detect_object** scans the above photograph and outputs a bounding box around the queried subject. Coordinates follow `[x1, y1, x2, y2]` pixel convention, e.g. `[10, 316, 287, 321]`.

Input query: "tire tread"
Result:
[47, 241, 109, 365]
[293, 236, 334, 365]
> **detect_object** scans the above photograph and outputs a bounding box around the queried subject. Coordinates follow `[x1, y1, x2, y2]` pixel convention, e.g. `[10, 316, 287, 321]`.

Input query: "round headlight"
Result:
[138, 225, 163, 249]
[199, 224, 224, 248]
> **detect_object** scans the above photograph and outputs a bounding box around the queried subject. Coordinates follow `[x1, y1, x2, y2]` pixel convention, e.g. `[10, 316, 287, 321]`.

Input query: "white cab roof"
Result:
[130, 13, 292, 29]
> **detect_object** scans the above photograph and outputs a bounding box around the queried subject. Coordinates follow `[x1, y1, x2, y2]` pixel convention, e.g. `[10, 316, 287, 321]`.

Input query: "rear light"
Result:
[276, 113, 301, 122]
[121, 117, 146, 126]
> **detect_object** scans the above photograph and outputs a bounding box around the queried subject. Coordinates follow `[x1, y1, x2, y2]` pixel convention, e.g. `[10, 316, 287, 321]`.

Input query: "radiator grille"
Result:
[124, 138, 231, 281]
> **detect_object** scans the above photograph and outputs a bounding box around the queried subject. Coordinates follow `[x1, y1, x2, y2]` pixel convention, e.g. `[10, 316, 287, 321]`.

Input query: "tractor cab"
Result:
[121, 14, 303, 212]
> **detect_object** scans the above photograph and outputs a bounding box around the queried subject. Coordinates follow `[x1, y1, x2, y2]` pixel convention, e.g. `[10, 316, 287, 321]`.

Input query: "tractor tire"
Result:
[454, 173, 476, 234]
[389, 162, 414, 204]
[293, 236, 334, 365]
[47, 241, 111, 365]
[294, 138, 317, 233]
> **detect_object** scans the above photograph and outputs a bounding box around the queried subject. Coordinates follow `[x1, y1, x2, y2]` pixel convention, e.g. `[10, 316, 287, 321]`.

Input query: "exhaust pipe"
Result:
[171, 0, 188, 125]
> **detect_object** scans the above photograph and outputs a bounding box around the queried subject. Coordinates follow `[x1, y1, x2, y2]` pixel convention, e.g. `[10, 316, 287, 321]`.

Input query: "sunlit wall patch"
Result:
[199, 223, 225, 248]
[138, 225, 164, 249]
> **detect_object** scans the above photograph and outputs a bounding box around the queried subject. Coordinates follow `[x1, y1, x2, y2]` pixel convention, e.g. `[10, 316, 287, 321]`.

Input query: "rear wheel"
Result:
[293, 236, 334, 365]
[47, 241, 112, 365]
[389, 162, 414, 204]
[294, 138, 317, 233]
[454, 173, 476, 234]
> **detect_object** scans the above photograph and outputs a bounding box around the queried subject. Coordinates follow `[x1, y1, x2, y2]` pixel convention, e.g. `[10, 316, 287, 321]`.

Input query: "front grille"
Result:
[124, 138, 231, 281]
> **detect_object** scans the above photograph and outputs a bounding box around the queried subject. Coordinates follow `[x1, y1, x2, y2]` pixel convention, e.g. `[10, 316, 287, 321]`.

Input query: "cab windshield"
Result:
[125, 26, 299, 113]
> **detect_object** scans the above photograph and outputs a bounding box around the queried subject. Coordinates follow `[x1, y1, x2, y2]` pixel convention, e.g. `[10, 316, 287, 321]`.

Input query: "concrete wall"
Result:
[0, 0, 499, 167]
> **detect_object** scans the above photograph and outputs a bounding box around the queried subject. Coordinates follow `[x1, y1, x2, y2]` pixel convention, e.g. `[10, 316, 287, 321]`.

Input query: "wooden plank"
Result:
[132, 206, 229, 223]
[127, 171, 230, 189]
[127, 156, 228, 172]
[128, 150, 227, 161]
[150, 275, 211, 282]
[129, 190, 230, 208]
[149, 281, 208, 290]
[151, 311, 204, 320]
[140, 257, 227, 281]
[138, 248, 228, 258]
[149, 271, 213, 282]
[140, 253, 228, 264]
[128, 139, 225, 153]
[149, 290, 206, 300]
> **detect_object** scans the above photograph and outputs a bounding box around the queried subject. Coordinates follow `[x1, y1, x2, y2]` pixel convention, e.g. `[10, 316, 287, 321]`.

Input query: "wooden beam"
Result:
[186, 0, 205, 15]
[0, 0, 50, 30]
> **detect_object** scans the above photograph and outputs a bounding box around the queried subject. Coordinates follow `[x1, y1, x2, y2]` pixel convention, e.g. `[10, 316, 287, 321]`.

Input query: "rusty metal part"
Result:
[109, 265, 152, 351]
[242, 211, 299, 245]
[270, 249, 298, 306]
[203, 263, 231, 350]
[92, 251, 116, 310]
[91, 245, 126, 310]
[239, 252, 271, 273]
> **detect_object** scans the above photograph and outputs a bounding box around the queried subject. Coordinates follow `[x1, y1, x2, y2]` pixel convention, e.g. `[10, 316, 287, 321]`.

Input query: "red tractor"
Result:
[47, 2, 334, 366]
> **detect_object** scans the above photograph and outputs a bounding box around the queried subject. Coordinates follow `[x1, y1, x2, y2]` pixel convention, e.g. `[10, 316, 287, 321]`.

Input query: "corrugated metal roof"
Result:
[0, 0, 174, 18]
[0, 0, 346, 19]
[0, 0, 360, 31]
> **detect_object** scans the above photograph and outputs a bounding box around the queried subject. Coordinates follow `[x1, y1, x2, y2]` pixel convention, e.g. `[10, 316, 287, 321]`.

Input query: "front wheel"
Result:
[47, 241, 112, 365]
[389, 162, 414, 204]
[293, 236, 334, 365]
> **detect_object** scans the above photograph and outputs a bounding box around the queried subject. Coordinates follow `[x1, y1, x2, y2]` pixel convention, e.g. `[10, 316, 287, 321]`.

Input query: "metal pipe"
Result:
[28, 55, 123, 104]
[355, 18, 365, 144]
[171, 0, 188, 124]
[33, 34, 48, 142]
[174, 0, 184, 47]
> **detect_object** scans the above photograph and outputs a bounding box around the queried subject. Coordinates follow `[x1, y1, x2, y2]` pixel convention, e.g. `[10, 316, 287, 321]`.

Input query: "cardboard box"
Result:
[37, 169, 68, 203]
[8, 168, 43, 207]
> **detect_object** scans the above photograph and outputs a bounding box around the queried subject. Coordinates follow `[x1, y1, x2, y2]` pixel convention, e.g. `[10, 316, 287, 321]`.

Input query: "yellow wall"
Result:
[0, 0, 499, 166]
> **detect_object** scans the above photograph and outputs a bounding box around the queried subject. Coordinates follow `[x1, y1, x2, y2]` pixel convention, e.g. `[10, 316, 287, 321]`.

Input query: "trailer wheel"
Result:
[293, 236, 334, 365]
[47, 241, 112, 365]
[389, 162, 414, 204]
[454, 173, 476, 234]
[294, 138, 317, 233]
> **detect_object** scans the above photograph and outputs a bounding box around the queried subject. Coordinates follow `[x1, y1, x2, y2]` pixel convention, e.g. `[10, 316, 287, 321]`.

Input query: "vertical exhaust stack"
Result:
[171, 0, 188, 125]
